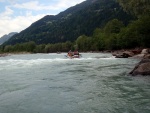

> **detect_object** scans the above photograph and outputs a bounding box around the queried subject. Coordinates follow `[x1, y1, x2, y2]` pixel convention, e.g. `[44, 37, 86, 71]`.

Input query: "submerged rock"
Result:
[129, 59, 150, 76]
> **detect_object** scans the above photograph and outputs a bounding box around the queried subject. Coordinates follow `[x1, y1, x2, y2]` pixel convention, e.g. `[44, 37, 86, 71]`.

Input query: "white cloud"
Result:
[13, 0, 85, 11]
[7, 0, 18, 3]
[0, 6, 13, 17]
[56, 0, 85, 8]
[13, 1, 66, 11]
[13, 1, 51, 11]
[0, 8, 44, 37]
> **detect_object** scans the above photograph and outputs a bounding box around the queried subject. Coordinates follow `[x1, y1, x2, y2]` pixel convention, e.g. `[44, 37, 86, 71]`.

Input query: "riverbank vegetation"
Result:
[0, 0, 149, 53]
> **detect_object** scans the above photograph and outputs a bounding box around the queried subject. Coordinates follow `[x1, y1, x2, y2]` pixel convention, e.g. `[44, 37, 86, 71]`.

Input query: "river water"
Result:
[0, 53, 149, 113]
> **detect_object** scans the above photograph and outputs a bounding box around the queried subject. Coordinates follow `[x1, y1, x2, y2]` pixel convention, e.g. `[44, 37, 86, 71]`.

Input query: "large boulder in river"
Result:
[131, 49, 141, 55]
[143, 54, 150, 59]
[141, 49, 149, 54]
[113, 51, 134, 58]
[131, 49, 150, 59]
[123, 51, 134, 57]
[132, 54, 145, 59]
[129, 59, 150, 76]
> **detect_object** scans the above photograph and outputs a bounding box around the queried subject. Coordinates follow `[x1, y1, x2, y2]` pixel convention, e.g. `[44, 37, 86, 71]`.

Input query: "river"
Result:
[0, 53, 149, 113]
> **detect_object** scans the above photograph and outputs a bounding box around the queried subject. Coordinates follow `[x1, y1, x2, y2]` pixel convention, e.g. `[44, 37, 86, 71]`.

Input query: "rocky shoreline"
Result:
[0, 53, 9, 57]
[0, 52, 32, 57]
[112, 48, 150, 76]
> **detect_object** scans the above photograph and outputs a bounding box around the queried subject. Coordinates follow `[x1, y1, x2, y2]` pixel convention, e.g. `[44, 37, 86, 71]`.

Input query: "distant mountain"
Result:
[0, 32, 18, 45]
[4, 0, 135, 45]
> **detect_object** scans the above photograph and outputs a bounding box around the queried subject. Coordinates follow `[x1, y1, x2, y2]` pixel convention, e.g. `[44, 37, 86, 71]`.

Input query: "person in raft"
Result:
[74, 50, 79, 55]
[68, 50, 73, 56]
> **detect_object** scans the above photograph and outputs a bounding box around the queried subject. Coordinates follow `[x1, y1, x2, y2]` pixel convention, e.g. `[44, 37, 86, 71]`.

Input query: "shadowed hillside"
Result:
[4, 0, 134, 45]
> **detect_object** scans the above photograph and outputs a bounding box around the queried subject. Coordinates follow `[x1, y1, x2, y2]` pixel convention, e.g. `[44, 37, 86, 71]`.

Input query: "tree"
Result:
[105, 34, 119, 50]
[76, 35, 92, 51]
[4, 45, 13, 52]
[117, 15, 150, 48]
[92, 28, 105, 51]
[35, 44, 46, 53]
[117, 0, 150, 17]
[104, 19, 124, 34]
[23, 41, 36, 52]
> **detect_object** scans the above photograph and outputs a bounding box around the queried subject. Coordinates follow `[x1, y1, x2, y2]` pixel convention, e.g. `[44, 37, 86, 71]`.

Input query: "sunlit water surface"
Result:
[0, 53, 149, 113]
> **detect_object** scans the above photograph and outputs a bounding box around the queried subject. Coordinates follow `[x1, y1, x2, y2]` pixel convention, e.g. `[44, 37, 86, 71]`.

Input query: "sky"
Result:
[0, 0, 85, 37]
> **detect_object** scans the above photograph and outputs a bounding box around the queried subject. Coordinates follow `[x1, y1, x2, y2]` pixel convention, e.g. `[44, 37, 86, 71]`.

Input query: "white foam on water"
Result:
[0, 58, 67, 66]
[0, 53, 115, 71]
[100, 56, 116, 60]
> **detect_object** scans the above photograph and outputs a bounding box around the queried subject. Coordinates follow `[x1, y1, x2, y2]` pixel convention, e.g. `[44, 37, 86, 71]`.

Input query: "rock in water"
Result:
[144, 54, 150, 59]
[112, 51, 134, 58]
[129, 59, 150, 76]
[141, 49, 148, 54]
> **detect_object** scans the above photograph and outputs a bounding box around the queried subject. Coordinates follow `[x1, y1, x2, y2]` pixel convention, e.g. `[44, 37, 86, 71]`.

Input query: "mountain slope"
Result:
[0, 32, 17, 45]
[4, 0, 134, 45]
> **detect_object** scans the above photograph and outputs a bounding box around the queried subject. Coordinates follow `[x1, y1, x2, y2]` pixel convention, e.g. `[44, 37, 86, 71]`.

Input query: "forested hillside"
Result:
[1, 0, 149, 53]
[4, 0, 134, 45]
